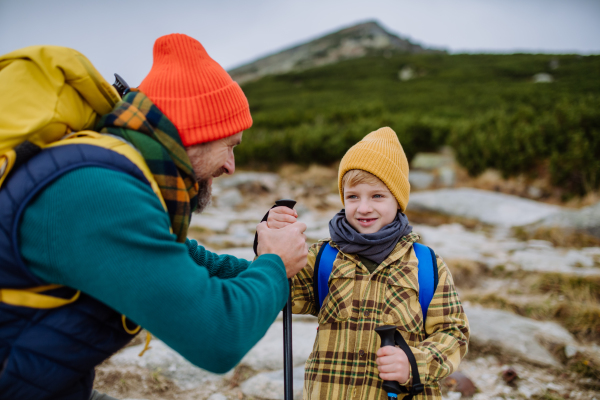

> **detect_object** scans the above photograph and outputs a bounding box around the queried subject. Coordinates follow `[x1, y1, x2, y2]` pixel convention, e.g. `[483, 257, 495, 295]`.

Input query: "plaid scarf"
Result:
[96, 90, 199, 243]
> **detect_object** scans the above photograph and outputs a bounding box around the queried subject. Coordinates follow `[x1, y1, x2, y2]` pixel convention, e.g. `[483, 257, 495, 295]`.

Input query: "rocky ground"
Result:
[94, 162, 600, 400]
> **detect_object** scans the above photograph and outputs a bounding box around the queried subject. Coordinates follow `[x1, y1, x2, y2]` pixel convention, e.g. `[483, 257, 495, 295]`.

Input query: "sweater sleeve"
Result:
[185, 239, 251, 279]
[19, 167, 288, 374]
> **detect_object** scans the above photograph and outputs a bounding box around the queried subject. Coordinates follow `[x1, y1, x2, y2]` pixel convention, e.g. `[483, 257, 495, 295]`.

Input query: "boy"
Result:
[267, 127, 469, 399]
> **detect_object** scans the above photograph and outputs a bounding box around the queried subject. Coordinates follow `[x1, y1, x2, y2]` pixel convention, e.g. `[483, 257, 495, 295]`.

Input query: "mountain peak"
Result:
[229, 20, 444, 84]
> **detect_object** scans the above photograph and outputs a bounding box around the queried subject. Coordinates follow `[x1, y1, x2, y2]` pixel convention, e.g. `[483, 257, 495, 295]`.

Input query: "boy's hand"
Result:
[266, 206, 298, 229]
[376, 346, 410, 385]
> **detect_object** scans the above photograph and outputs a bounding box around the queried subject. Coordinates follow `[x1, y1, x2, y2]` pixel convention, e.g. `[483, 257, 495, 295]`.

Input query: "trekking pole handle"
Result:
[253, 199, 297, 256]
[375, 325, 403, 399]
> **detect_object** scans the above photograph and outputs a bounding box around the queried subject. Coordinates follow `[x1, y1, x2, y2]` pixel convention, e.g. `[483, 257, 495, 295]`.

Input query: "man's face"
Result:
[186, 131, 243, 213]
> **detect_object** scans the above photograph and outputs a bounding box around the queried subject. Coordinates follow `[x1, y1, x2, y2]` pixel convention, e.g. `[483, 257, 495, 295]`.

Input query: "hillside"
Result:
[228, 21, 443, 84]
[235, 52, 600, 196]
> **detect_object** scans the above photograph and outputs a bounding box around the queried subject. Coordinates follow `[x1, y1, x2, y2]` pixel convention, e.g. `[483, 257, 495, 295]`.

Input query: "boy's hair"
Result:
[341, 169, 383, 190]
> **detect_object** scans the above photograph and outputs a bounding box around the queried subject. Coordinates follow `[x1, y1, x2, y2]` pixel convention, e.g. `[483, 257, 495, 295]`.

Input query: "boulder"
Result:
[537, 201, 600, 238]
[216, 188, 244, 208]
[240, 366, 304, 400]
[438, 166, 456, 187]
[533, 73, 553, 83]
[216, 172, 280, 193]
[215, 246, 255, 261]
[109, 339, 226, 390]
[465, 306, 576, 367]
[409, 188, 562, 227]
[409, 171, 435, 190]
[398, 66, 415, 81]
[207, 394, 230, 400]
[411, 153, 453, 171]
[190, 214, 230, 233]
[240, 321, 319, 370]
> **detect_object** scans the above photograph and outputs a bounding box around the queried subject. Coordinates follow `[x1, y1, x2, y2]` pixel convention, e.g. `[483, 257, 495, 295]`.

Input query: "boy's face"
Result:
[343, 180, 399, 234]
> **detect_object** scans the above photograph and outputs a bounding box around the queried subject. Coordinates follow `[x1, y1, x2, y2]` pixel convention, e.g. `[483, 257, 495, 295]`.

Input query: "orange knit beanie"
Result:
[139, 33, 252, 146]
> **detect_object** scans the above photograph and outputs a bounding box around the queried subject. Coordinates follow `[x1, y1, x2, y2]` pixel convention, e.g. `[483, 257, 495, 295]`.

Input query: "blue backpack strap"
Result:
[413, 242, 439, 328]
[312, 242, 339, 309]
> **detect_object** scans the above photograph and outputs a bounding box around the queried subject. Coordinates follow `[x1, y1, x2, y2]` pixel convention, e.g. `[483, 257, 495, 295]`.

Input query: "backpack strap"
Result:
[313, 242, 339, 309]
[413, 242, 439, 329]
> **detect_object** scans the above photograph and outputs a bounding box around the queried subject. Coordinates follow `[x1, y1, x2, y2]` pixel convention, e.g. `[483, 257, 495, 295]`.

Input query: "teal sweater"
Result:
[18, 167, 288, 373]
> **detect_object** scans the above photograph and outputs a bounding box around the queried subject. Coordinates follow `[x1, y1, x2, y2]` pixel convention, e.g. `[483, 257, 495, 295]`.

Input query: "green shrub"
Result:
[235, 53, 600, 195]
[449, 95, 600, 195]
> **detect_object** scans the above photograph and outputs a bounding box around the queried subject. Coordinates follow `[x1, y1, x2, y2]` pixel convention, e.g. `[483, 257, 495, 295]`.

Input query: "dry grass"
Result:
[444, 258, 488, 288]
[405, 210, 483, 229]
[464, 273, 600, 340]
[94, 364, 177, 400]
[512, 226, 600, 248]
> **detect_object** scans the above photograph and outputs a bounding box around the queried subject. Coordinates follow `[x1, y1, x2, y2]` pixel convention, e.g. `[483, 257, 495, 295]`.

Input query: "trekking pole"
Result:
[253, 199, 297, 400]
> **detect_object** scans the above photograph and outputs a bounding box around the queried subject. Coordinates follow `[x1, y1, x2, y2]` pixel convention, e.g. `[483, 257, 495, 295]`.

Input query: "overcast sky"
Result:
[1, 0, 599, 86]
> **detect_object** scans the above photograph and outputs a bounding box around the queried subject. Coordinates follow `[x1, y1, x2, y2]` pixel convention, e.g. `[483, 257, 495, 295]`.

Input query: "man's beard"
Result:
[194, 178, 212, 214]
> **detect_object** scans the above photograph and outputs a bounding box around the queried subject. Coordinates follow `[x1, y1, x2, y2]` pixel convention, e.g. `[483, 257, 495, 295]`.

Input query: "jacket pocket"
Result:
[382, 268, 423, 335]
[317, 261, 355, 324]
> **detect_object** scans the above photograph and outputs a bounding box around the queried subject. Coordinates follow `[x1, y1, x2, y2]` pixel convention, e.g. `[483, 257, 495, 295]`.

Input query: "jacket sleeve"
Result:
[290, 242, 320, 317]
[404, 255, 470, 386]
[186, 239, 251, 279]
[19, 167, 289, 374]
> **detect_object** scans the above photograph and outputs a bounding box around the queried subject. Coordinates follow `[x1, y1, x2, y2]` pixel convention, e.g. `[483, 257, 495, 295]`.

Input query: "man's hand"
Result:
[376, 346, 410, 385]
[256, 221, 308, 278]
[266, 206, 298, 229]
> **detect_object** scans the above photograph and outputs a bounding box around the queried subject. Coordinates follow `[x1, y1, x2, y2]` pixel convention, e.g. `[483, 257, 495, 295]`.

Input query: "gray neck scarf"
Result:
[328, 210, 413, 265]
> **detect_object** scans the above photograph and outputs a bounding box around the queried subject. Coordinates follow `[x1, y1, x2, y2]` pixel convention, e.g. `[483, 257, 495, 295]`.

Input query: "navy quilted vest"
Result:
[0, 143, 149, 400]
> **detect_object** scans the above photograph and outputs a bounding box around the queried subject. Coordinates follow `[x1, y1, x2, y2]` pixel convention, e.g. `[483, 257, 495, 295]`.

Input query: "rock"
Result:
[409, 171, 435, 190]
[190, 214, 230, 233]
[438, 166, 456, 187]
[533, 73, 554, 83]
[240, 321, 318, 370]
[240, 366, 304, 400]
[217, 172, 280, 193]
[409, 188, 562, 227]
[109, 339, 226, 390]
[416, 223, 600, 276]
[537, 201, 600, 238]
[565, 345, 579, 358]
[110, 338, 227, 390]
[215, 247, 255, 261]
[442, 371, 477, 396]
[411, 153, 453, 170]
[465, 306, 576, 367]
[207, 394, 229, 400]
[399, 66, 415, 81]
[510, 246, 600, 276]
[206, 233, 254, 248]
[501, 367, 518, 383]
[444, 392, 462, 400]
[305, 226, 330, 241]
[217, 188, 244, 208]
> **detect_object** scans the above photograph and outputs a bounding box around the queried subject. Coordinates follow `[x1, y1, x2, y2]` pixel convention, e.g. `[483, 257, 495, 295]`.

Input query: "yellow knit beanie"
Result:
[338, 127, 410, 211]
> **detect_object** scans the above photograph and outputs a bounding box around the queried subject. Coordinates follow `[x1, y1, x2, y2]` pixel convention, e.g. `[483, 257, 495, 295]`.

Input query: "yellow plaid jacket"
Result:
[291, 233, 469, 400]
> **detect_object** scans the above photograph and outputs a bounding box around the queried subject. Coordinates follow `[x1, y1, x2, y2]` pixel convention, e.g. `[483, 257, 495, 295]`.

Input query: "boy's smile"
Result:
[344, 181, 399, 234]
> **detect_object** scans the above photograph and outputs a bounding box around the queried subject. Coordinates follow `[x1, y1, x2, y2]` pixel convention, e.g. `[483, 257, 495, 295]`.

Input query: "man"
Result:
[0, 34, 308, 399]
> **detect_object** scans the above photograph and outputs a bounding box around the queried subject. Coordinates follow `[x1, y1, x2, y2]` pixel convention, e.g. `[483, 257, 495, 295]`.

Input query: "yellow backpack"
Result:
[0, 45, 162, 354]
